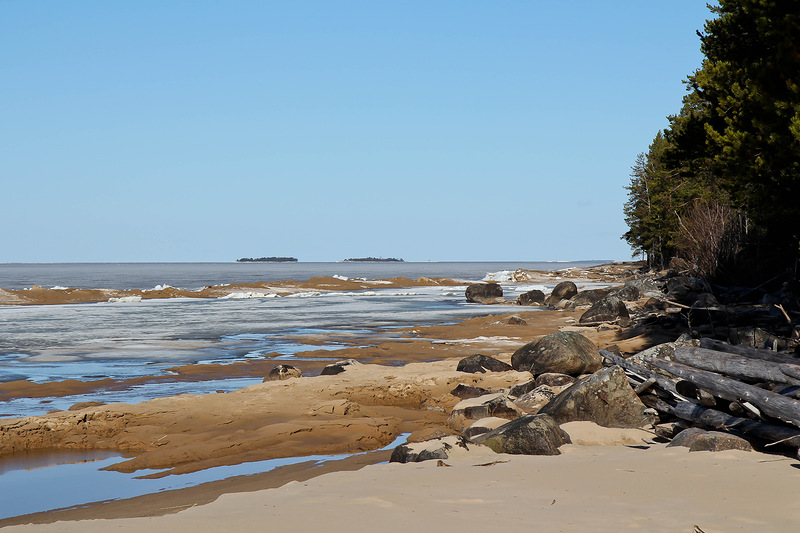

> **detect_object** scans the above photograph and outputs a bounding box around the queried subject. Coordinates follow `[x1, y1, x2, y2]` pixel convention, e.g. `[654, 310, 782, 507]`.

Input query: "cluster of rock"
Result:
[391, 330, 662, 463]
[464, 278, 649, 326]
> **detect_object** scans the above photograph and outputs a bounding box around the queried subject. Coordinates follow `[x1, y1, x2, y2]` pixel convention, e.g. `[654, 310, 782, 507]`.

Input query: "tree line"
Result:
[623, 0, 800, 284]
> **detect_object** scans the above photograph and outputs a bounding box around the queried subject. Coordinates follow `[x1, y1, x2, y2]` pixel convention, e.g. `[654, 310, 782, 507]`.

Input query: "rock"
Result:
[692, 292, 719, 308]
[263, 364, 303, 382]
[579, 296, 630, 325]
[667, 428, 753, 452]
[456, 354, 513, 373]
[471, 414, 571, 455]
[624, 277, 661, 296]
[407, 427, 459, 443]
[545, 281, 578, 306]
[641, 298, 668, 312]
[653, 420, 691, 440]
[465, 283, 504, 304]
[447, 393, 523, 430]
[511, 330, 602, 376]
[450, 383, 492, 399]
[567, 288, 612, 307]
[462, 417, 512, 440]
[517, 289, 545, 306]
[508, 379, 537, 397]
[534, 373, 576, 388]
[513, 385, 556, 414]
[319, 359, 361, 376]
[507, 315, 527, 325]
[68, 401, 106, 411]
[538, 366, 651, 428]
[609, 284, 640, 302]
[731, 327, 788, 351]
[390, 436, 466, 463]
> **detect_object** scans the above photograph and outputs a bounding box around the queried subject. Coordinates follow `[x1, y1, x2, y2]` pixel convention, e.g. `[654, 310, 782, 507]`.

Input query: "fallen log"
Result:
[698, 338, 799, 364]
[645, 357, 800, 429]
[672, 402, 800, 448]
[599, 349, 691, 402]
[673, 346, 800, 386]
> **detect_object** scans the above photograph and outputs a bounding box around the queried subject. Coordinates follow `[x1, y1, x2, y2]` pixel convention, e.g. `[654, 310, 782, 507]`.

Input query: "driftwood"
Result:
[698, 337, 798, 364]
[645, 357, 800, 429]
[673, 346, 800, 386]
[599, 349, 690, 402]
[672, 402, 800, 448]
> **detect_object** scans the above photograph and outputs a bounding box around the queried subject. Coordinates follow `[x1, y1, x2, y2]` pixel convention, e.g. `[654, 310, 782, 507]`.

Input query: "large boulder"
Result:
[456, 354, 512, 373]
[465, 283, 504, 304]
[667, 428, 753, 452]
[447, 393, 523, 430]
[538, 365, 651, 428]
[517, 289, 546, 306]
[450, 383, 492, 400]
[511, 330, 602, 376]
[579, 296, 631, 325]
[471, 414, 571, 455]
[566, 288, 612, 308]
[545, 281, 578, 306]
[462, 417, 512, 440]
[263, 364, 302, 382]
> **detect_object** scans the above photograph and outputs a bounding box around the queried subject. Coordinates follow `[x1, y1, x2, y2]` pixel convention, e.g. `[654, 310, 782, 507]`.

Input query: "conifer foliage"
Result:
[623, 0, 800, 281]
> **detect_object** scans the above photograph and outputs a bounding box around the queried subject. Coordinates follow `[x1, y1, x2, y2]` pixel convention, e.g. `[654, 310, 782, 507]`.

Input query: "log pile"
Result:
[600, 340, 800, 455]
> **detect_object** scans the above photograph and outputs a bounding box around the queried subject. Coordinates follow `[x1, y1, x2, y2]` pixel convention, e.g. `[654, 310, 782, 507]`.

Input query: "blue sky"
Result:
[1, 1, 713, 262]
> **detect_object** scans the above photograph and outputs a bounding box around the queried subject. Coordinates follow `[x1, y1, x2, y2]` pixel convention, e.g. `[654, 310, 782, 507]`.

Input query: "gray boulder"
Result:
[579, 296, 630, 325]
[567, 288, 612, 307]
[667, 428, 753, 452]
[609, 284, 640, 302]
[465, 283, 504, 304]
[450, 383, 492, 399]
[535, 372, 576, 388]
[457, 354, 512, 373]
[264, 364, 302, 382]
[538, 365, 651, 428]
[517, 289, 546, 306]
[472, 414, 571, 455]
[513, 385, 556, 414]
[511, 330, 602, 376]
[545, 281, 578, 306]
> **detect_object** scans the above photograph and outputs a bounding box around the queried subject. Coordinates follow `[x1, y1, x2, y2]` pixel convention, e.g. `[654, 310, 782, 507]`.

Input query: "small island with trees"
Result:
[342, 257, 404, 263]
[236, 257, 298, 263]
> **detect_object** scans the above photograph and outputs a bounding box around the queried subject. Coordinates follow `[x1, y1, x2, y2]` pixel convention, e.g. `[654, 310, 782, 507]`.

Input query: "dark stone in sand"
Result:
[264, 364, 302, 382]
[320, 359, 361, 376]
[507, 315, 527, 325]
[667, 428, 753, 452]
[465, 283, 504, 304]
[517, 289, 545, 306]
[472, 414, 571, 455]
[511, 330, 602, 376]
[451, 383, 492, 399]
[457, 354, 512, 373]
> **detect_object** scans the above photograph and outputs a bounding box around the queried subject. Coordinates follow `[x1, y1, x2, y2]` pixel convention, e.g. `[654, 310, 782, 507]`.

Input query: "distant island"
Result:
[342, 257, 404, 262]
[236, 257, 298, 263]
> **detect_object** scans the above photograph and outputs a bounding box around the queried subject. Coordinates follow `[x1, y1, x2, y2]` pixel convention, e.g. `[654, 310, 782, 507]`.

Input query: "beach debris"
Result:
[456, 354, 512, 374]
[471, 414, 571, 455]
[511, 330, 602, 377]
[538, 366, 652, 428]
[263, 364, 303, 382]
[465, 283, 504, 304]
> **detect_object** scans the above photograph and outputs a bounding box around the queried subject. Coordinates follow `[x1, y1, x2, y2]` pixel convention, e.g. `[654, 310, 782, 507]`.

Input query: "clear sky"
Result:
[1, 1, 713, 263]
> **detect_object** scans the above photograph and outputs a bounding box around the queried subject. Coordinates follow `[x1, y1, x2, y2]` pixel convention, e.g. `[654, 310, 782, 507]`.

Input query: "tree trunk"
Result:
[672, 401, 800, 448]
[673, 346, 800, 385]
[645, 357, 800, 428]
[698, 338, 799, 365]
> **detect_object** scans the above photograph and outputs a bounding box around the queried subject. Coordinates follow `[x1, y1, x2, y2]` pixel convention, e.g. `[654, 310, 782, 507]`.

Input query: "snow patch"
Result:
[332, 275, 349, 281]
[107, 296, 142, 303]
[219, 292, 278, 300]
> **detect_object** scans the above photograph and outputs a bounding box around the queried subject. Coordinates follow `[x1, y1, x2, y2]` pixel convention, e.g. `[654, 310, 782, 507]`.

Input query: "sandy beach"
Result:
[2, 264, 799, 531]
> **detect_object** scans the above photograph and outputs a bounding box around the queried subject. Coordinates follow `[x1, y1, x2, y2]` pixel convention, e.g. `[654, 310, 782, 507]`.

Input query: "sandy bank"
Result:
[4, 435, 798, 532]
